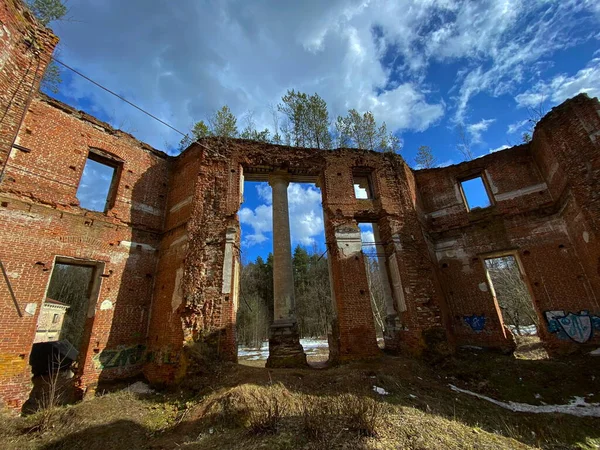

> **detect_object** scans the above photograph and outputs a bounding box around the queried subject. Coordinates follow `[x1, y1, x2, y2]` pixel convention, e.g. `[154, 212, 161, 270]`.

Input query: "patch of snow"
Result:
[590, 348, 600, 356]
[127, 381, 154, 394]
[373, 386, 389, 395]
[507, 324, 538, 336]
[238, 339, 329, 361]
[449, 385, 600, 418]
[461, 345, 483, 350]
[300, 339, 329, 349]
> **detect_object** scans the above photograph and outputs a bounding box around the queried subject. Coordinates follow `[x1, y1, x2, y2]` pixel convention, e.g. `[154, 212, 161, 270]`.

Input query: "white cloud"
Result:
[436, 159, 455, 168]
[447, 1, 600, 122]
[515, 57, 600, 108]
[467, 118, 495, 143]
[358, 223, 375, 253]
[288, 183, 324, 246]
[489, 144, 510, 153]
[361, 231, 375, 244]
[238, 204, 273, 246]
[256, 183, 272, 204]
[46, 0, 599, 152]
[507, 119, 529, 134]
[239, 182, 324, 247]
[52, 0, 448, 151]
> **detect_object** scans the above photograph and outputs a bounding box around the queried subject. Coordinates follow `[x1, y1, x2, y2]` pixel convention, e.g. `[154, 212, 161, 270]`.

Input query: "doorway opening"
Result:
[359, 222, 389, 349]
[236, 180, 332, 366]
[25, 258, 103, 412]
[483, 254, 546, 359]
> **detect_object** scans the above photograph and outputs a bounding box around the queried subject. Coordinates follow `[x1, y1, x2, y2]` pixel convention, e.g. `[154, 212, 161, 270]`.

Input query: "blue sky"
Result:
[76, 159, 115, 212]
[44, 0, 600, 261]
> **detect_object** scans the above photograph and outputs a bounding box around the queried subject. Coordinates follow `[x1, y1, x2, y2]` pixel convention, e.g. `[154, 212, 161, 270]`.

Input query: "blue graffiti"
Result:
[464, 314, 486, 332]
[545, 310, 600, 343]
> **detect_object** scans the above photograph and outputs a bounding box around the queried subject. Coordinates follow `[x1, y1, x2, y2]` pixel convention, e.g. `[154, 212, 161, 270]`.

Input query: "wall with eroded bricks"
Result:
[1, 0, 599, 411]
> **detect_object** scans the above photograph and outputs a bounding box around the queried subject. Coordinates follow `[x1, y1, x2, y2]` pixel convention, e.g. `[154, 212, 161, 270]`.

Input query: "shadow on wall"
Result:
[90, 159, 169, 393]
[23, 156, 170, 409]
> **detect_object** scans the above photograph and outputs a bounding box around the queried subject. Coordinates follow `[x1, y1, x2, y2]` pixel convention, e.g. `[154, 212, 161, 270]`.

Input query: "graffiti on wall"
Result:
[464, 314, 486, 332]
[92, 344, 146, 370]
[545, 310, 600, 343]
[146, 347, 180, 365]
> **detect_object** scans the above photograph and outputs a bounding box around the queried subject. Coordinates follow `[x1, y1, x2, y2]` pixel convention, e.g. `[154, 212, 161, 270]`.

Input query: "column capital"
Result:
[268, 170, 290, 187]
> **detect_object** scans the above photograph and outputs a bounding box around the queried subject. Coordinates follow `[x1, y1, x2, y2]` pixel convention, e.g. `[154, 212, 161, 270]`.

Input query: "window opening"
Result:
[43, 263, 95, 350]
[460, 175, 491, 211]
[76, 149, 121, 212]
[353, 169, 374, 199]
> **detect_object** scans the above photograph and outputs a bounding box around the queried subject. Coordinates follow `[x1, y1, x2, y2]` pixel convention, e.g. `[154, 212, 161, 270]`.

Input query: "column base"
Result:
[266, 320, 307, 368]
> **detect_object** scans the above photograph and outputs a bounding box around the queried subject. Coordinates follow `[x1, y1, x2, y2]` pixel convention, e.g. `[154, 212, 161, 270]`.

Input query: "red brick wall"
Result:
[144, 147, 201, 384]
[415, 100, 600, 353]
[531, 95, 600, 352]
[0, 93, 169, 407]
[1, 0, 599, 404]
[150, 143, 452, 367]
[0, 0, 57, 176]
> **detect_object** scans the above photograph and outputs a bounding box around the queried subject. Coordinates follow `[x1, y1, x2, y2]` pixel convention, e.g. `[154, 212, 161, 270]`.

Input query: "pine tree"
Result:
[278, 90, 332, 149]
[239, 112, 271, 142]
[335, 109, 400, 152]
[209, 105, 238, 138]
[27, 0, 66, 25]
[293, 245, 310, 294]
[180, 106, 239, 150]
[415, 145, 436, 168]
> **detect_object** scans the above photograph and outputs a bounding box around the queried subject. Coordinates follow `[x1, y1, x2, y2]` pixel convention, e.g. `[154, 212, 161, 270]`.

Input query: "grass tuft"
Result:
[247, 389, 285, 435]
[337, 393, 384, 437]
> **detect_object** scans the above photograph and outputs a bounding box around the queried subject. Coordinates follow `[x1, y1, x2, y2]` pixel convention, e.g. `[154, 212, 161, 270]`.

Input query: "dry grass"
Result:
[0, 351, 598, 449]
[0, 390, 178, 450]
[513, 335, 549, 360]
[337, 394, 385, 437]
[198, 383, 291, 434]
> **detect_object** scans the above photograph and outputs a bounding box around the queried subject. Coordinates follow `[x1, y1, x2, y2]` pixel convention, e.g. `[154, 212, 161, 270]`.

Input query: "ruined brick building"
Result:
[1, 0, 599, 409]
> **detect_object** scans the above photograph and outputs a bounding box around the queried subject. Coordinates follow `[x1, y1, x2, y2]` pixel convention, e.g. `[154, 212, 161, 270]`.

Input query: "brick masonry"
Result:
[1, 0, 599, 410]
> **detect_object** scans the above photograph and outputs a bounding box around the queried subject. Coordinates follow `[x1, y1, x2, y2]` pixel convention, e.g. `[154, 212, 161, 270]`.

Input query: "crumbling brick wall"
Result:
[0, 95, 169, 408]
[0, 0, 57, 175]
[531, 95, 600, 296]
[2, 0, 599, 409]
[143, 139, 452, 379]
[415, 97, 600, 354]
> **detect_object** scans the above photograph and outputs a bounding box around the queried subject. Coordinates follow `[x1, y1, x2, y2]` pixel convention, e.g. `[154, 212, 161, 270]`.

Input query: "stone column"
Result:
[266, 171, 307, 367]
